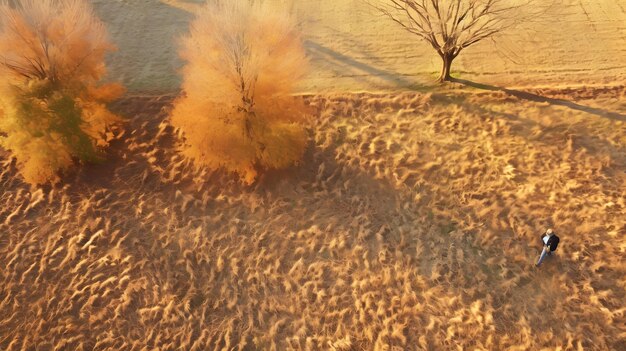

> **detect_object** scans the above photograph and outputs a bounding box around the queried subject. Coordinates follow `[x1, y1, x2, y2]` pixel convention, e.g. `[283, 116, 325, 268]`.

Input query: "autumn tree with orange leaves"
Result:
[0, 0, 124, 185]
[170, 0, 309, 184]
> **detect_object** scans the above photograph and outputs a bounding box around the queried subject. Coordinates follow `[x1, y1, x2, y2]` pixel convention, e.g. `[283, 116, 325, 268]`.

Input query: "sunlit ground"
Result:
[92, 0, 626, 92]
[1, 84, 624, 349]
[1, 0, 625, 350]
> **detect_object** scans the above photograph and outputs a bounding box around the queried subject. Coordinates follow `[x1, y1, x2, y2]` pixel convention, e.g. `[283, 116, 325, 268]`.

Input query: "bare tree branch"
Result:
[365, 0, 537, 82]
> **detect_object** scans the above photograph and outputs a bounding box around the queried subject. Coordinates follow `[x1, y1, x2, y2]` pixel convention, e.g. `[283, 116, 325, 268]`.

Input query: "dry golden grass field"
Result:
[1, 0, 626, 350]
[94, 0, 626, 92]
[1, 84, 625, 350]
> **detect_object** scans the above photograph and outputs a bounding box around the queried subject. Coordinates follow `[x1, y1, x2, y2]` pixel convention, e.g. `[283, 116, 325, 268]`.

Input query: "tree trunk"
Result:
[438, 53, 453, 82]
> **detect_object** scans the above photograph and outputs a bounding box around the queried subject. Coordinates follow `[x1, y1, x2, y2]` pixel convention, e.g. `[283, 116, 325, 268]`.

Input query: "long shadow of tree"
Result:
[451, 77, 626, 122]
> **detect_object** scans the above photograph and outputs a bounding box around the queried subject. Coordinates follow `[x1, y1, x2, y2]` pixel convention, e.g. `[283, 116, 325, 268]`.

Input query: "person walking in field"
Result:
[536, 228, 560, 267]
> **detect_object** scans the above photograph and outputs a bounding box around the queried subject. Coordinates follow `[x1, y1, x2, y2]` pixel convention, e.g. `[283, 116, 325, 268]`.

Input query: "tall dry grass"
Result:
[170, 0, 309, 184]
[0, 87, 624, 350]
[0, 0, 124, 185]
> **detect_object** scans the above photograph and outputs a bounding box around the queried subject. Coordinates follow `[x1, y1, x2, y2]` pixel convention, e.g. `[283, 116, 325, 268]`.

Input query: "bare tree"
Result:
[367, 0, 530, 82]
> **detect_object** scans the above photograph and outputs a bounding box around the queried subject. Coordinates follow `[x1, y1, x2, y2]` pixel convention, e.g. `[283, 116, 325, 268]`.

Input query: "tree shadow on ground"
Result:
[450, 78, 626, 122]
[305, 40, 431, 91]
[92, 0, 194, 92]
[430, 92, 626, 162]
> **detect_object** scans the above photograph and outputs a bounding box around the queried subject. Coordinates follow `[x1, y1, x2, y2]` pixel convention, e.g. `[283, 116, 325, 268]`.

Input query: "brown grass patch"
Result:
[0, 87, 624, 349]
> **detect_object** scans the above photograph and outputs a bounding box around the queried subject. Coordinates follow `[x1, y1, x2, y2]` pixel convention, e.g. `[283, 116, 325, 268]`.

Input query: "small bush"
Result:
[170, 0, 309, 184]
[0, 0, 124, 185]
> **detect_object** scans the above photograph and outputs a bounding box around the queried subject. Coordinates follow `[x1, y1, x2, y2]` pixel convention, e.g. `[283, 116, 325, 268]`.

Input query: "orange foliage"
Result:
[0, 0, 124, 185]
[170, 0, 309, 183]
